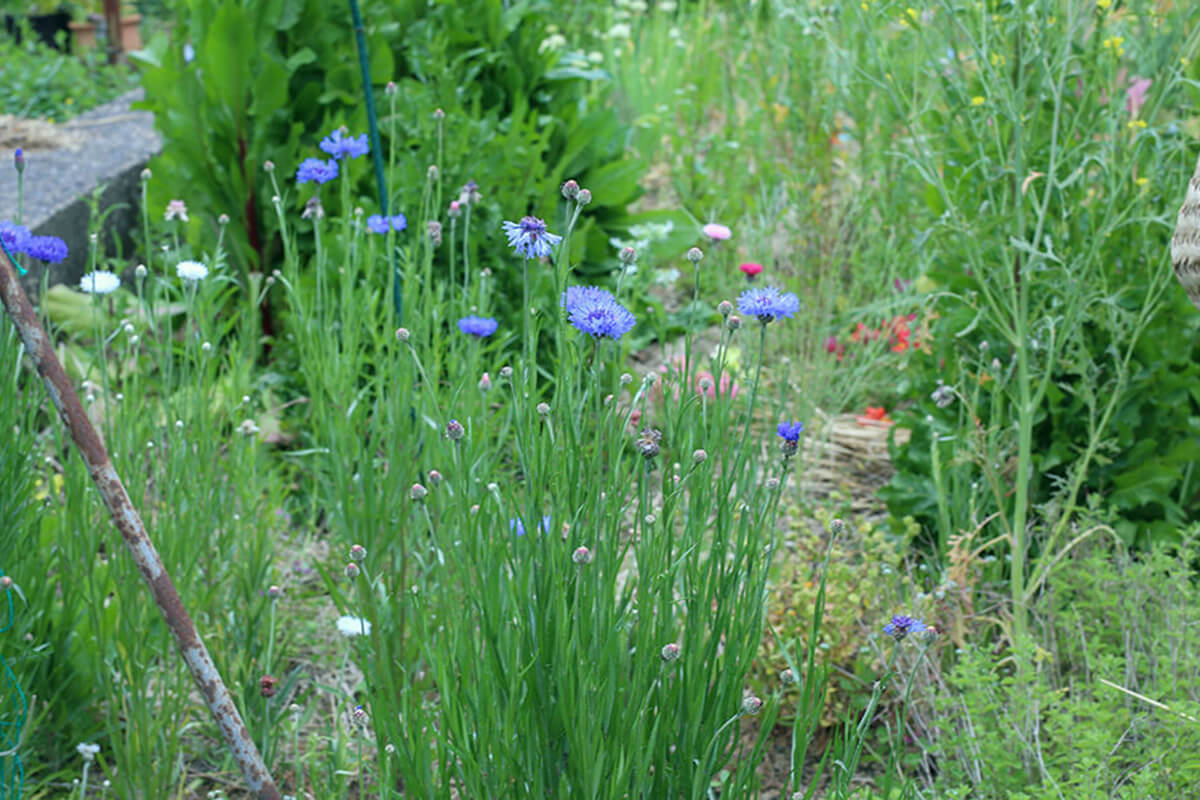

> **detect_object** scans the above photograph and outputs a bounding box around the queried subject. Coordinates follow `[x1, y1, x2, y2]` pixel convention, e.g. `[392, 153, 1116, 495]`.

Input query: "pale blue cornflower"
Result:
[367, 213, 407, 234]
[319, 128, 369, 160]
[502, 216, 562, 259]
[511, 516, 553, 537]
[564, 286, 636, 340]
[296, 158, 339, 185]
[458, 316, 498, 337]
[737, 286, 800, 324]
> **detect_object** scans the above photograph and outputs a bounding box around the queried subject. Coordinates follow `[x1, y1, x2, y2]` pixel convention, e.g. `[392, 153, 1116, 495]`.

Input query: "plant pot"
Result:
[69, 13, 141, 55]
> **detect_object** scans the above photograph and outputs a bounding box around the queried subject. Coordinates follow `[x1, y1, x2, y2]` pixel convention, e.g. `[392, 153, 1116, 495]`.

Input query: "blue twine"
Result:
[0, 568, 25, 800]
[0, 237, 28, 277]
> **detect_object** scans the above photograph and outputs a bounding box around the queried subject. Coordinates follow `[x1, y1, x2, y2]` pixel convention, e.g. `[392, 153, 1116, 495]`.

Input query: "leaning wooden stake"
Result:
[0, 247, 282, 800]
[1170, 150, 1200, 312]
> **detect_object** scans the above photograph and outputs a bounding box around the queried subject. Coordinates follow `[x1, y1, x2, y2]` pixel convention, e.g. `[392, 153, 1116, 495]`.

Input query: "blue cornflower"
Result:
[458, 316, 498, 338]
[737, 286, 800, 324]
[296, 157, 339, 185]
[561, 285, 616, 313]
[883, 614, 927, 641]
[776, 421, 804, 442]
[0, 220, 31, 255]
[566, 290, 636, 340]
[367, 213, 407, 234]
[511, 515, 552, 537]
[319, 128, 369, 160]
[23, 235, 68, 263]
[501, 216, 562, 259]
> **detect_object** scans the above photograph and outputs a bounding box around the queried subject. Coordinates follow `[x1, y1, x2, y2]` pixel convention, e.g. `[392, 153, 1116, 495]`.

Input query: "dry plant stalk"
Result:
[0, 246, 282, 800]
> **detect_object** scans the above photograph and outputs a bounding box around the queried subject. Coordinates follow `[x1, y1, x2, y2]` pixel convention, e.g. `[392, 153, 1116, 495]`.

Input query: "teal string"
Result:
[0, 568, 26, 800]
[347, 0, 401, 322]
[0, 237, 27, 277]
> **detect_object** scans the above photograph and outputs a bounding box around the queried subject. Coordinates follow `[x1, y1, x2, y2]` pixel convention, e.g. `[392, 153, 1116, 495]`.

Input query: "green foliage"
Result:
[875, 0, 1200, 551]
[0, 24, 137, 121]
[132, 0, 644, 309]
[926, 536, 1200, 797]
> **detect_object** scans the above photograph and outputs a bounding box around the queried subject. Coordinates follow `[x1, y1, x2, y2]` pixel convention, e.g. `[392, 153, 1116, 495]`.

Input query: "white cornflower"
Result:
[76, 742, 100, 761]
[336, 615, 371, 637]
[164, 199, 189, 222]
[80, 271, 120, 295]
[176, 260, 209, 282]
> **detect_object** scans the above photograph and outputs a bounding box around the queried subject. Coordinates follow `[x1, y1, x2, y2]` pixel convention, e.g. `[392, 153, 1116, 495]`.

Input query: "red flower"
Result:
[739, 262, 763, 277]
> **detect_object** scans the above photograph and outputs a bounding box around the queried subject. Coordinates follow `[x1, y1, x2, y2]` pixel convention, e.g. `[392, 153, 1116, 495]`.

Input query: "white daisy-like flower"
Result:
[80, 270, 120, 295]
[336, 615, 371, 637]
[176, 260, 209, 282]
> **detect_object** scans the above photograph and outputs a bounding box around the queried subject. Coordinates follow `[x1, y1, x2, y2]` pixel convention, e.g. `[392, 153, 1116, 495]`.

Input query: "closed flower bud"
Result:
[780, 668, 797, 686]
[692, 449, 707, 464]
[741, 695, 763, 715]
[135, 264, 147, 278]
[660, 643, 681, 662]
[263, 161, 274, 173]
[218, 213, 230, 225]
[686, 247, 703, 264]
[395, 327, 410, 342]
[765, 477, 780, 490]
[499, 365, 513, 381]
[620, 372, 632, 385]
[572, 546, 593, 564]
[427, 220, 442, 246]
[478, 372, 492, 392]
[445, 419, 465, 440]
[576, 188, 592, 205]
[344, 563, 360, 578]
[428, 469, 443, 487]
[349, 544, 367, 561]
[433, 108, 445, 120]
[260, 675, 278, 698]
[561, 179, 580, 199]
[385, 81, 397, 96]
[448, 200, 462, 218]
[717, 300, 733, 317]
[536, 402, 551, 417]
[619, 246, 637, 264]
[410, 483, 428, 501]
[726, 315, 742, 331]
[829, 518, 846, 536]
[140, 168, 152, 181]
[267, 584, 283, 599]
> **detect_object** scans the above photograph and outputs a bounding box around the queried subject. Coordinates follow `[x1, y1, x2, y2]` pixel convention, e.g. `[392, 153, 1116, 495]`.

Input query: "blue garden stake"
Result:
[347, 0, 401, 322]
[0, 568, 26, 800]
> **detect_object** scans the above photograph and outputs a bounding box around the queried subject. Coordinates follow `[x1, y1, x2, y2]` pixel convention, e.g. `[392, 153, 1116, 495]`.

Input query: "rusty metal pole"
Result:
[102, 0, 123, 65]
[0, 246, 282, 800]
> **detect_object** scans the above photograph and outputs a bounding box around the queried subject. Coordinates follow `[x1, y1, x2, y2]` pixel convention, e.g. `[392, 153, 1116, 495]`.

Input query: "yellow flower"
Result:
[990, 52, 1006, 67]
[1097, 0, 1111, 8]
[906, 7, 918, 20]
[1135, 177, 1149, 187]
[971, 95, 986, 106]
[65, 97, 74, 106]
[1128, 119, 1147, 130]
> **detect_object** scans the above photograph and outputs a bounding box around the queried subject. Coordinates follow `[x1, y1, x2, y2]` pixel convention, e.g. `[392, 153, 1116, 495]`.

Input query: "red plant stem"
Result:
[0, 247, 282, 800]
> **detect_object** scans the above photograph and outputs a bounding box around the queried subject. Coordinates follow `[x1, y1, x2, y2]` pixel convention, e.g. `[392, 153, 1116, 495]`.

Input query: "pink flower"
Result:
[1125, 77, 1151, 118]
[739, 262, 763, 277]
[702, 223, 731, 241]
[164, 200, 189, 222]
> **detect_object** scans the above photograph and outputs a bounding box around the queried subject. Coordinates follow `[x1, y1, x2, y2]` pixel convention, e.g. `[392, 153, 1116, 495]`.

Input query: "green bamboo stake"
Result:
[346, 0, 401, 321]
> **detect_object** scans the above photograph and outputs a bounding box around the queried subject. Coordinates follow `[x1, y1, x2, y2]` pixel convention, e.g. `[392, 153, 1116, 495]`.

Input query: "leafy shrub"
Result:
[0, 24, 137, 120]
[133, 0, 646, 313]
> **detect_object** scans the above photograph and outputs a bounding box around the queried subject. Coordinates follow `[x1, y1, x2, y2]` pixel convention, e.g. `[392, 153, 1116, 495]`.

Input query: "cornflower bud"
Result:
[135, 264, 147, 278]
[428, 470, 443, 487]
[263, 161, 274, 173]
[267, 584, 283, 599]
[717, 300, 733, 317]
[686, 247, 703, 264]
[433, 108, 445, 120]
[478, 372, 492, 392]
[395, 327, 410, 342]
[260, 675, 278, 698]
[829, 518, 846, 536]
[427, 220, 443, 246]
[410, 483, 428, 501]
[448, 200, 462, 218]
[572, 546, 593, 565]
[349, 544, 367, 561]
[741, 695, 763, 715]
[561, 179, 580, 199]
[726, 315, 742, 331]
[13, 148, 24, 174]
[217, 213, 230, 225]
[620, 373, 632, 385]
[692, 449, 707, 464]
[619, 246, 637, 264]
[660, 643, 681, 662]
[576, 189, 592, 205]
[499, 365, 513, 381]
[445, 419, 465, 440]
[140, 168, 152, 181]
[386, 81, 398, 96]
[0, 576, 12, 589]
[765, 477, 780, 490]
[780, 668, 797, 686]
[344, 563, 360, 578]
[536, 402, 551, 417]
